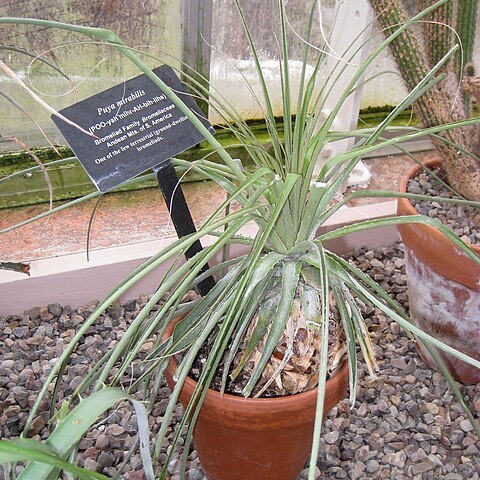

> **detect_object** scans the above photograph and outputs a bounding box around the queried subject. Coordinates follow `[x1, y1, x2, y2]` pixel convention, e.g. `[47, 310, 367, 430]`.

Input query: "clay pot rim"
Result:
[398, 158, 480, 254]
[164, 319, 349, 408]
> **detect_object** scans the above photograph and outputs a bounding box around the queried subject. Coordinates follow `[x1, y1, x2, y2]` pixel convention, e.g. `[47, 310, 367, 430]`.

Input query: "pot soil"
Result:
[397, 159, 480, 384]
[163, 320, 349, 480]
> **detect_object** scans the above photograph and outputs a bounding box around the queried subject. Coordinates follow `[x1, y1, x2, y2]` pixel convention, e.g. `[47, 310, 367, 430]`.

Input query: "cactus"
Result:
[419, 0, 453, 73]
[369, 0, 480, 202]
[455, 0, 478, 82]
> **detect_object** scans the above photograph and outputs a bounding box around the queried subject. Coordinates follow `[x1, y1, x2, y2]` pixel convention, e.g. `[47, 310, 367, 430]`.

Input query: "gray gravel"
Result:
[408, 169, 480, 245]
[1, 243, 479, 479]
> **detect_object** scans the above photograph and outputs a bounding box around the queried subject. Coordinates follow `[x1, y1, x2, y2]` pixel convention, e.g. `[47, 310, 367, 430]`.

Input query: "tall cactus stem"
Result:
[455, 0, 478, 116]
[455, 0, 478, 73]
[418, 0, 453, 72]
[369, 0, 480, 202]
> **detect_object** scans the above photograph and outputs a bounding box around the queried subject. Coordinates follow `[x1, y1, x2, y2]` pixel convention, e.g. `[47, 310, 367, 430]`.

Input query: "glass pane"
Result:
[209, 0, 336, 124]
[0, 0, 182, 150]
[360, 18, 408, 111]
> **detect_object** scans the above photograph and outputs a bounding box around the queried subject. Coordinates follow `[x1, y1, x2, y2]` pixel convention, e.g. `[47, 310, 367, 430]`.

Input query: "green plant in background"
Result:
[369, 0, 480, 202]
[0, 1, 480, 479]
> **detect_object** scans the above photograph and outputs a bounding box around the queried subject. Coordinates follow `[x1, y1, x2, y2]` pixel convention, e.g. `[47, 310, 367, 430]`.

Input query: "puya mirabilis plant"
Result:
[369, 0, 480, 202]
[2, 2, 480, 479]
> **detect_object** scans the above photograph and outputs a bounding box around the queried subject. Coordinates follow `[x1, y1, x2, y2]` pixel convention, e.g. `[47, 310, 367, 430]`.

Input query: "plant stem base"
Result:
[164, 320, 349, 480]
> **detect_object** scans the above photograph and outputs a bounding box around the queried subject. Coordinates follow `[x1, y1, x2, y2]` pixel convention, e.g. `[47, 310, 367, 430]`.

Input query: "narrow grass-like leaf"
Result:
[307, 241, 329, 480]
[319, 116, 480, 179]
[231, 278, 280, 380]
[220, 270, 276, 391]
[242, 260, 301, 396]
[0, 439, 108, 480]
[332, 282, 358, 405]
[296, 0, 452, 212]
[308, 52, 453, 230]
[168, 264, 244, 353]
[18, 388, 140, 480]
[325, 252, 409, 324]
[343, 289, 378, 376]
[108, 217, 252, 386]
[232, 1, 284, 172]
[278, 0, 292, 165]
[23, 205, 257, 433]
[341, 269, 480, 369]
[420, 341, 480, 438]
[320, 188, 480, 228]
[319, 215, 480, 265]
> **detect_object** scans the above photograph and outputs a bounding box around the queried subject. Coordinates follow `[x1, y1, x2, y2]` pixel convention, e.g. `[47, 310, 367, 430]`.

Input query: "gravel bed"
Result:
[408, 168, 480, 245]
[1, 243, 479, 479]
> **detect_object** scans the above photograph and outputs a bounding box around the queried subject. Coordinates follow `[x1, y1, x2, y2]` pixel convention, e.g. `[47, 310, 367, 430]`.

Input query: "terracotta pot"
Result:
[163, 320, 349, 480]
[397, 159, 480, 384]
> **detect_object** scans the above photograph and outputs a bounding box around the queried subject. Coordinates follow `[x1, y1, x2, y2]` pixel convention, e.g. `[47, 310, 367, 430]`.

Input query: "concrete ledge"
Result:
[0, 201, 400, 315]
[320, 200, 400, 253]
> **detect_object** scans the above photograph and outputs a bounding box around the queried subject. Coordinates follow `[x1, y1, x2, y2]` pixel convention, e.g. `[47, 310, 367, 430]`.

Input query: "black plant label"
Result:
[52, 65, 212, 193]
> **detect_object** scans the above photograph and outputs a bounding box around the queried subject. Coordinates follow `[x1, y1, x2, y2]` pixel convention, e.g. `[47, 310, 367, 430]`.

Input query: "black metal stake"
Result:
[154, 160, 216, 296]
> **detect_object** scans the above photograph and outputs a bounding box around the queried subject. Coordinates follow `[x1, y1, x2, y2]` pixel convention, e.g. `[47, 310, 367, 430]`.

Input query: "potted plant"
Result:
[0, 1, 480, 479]
[368, 0, 480, 383]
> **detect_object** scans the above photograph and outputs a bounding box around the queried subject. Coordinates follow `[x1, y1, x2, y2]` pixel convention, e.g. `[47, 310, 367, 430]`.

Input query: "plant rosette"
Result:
[397, 159, 480, 384]
[163, 317, 348, 480]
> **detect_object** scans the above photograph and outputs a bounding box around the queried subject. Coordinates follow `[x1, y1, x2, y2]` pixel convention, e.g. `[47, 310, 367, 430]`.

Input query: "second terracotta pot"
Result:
[164, 321, 349, 480]
[397, 159, 480, 384]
